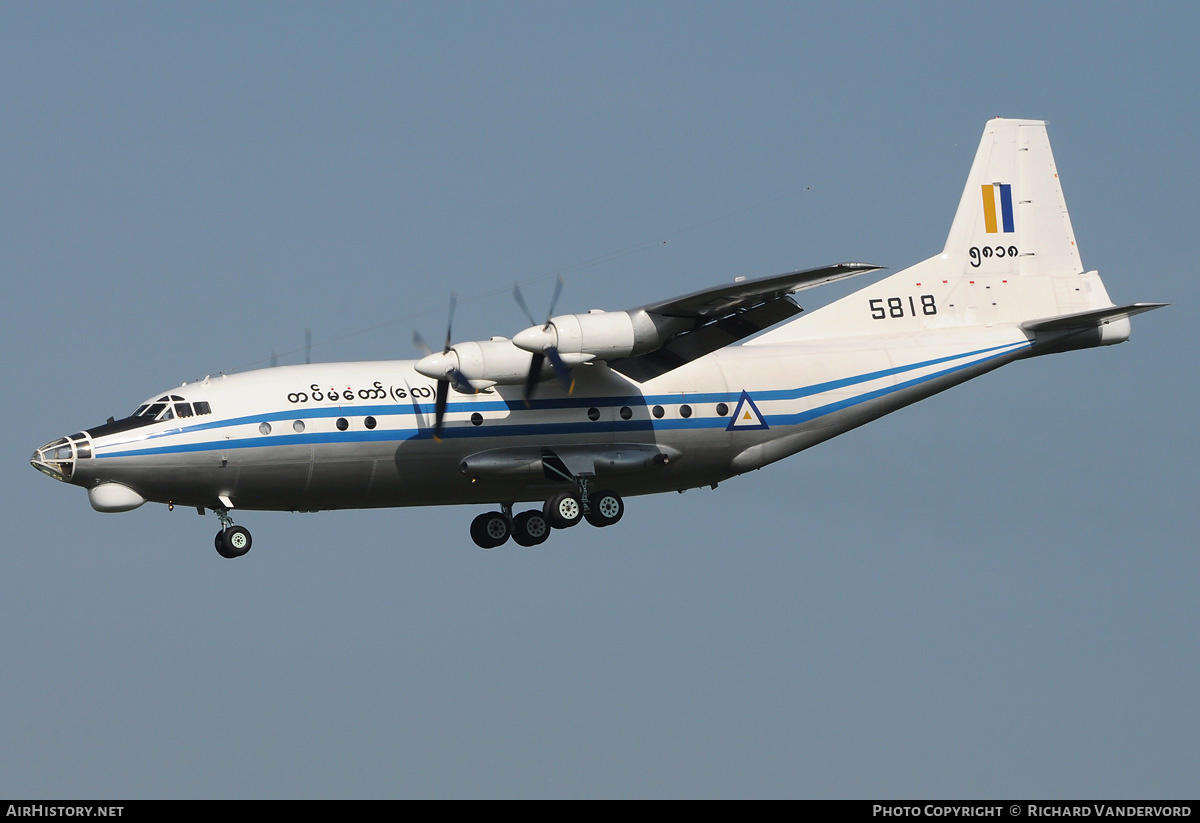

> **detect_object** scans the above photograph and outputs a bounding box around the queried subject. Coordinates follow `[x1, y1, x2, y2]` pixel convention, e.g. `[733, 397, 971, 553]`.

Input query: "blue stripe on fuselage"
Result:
[96, 340, 1030, 459]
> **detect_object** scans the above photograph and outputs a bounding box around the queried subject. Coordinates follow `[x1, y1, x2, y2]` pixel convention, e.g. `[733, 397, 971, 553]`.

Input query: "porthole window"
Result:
[680, 404, 692, 418]
[620, 406, 632, 420]
[716, 403, 729, 416]
[587, 407, 600, 422]
[336, 418, 349, 431]
[652, 405, 664, 419]
[471, 412, 483, 426]
[259, 422, 272, 435]
[364, 416, 377, 430]
[293, 420, 305, 433]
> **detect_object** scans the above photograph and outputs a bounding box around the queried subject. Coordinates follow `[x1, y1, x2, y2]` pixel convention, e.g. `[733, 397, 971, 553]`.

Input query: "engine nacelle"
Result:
[415, 338, 544, 390]
[512, 309, 689, 361]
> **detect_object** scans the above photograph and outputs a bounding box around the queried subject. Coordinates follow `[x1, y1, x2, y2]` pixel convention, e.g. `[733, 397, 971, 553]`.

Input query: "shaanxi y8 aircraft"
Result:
[31, 119, 1164, 557]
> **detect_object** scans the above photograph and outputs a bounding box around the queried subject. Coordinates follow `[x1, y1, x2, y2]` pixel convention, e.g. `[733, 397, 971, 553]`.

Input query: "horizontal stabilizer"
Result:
[1020, 302, 1168, 332]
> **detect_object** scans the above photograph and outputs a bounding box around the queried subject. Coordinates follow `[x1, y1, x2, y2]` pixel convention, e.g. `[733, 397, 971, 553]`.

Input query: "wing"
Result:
[638, 261, 883, 318]
[448, 262, 885, 395]
[606, 261, 883, 381]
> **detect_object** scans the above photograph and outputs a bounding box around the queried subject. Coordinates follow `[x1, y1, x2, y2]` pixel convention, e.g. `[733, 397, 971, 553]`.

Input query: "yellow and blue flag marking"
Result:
[981, 183, 1015, 234]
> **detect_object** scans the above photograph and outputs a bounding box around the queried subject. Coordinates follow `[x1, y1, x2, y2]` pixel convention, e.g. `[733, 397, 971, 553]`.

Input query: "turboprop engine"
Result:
[414, 337, 544, 391]
[511, 309, 690, 363]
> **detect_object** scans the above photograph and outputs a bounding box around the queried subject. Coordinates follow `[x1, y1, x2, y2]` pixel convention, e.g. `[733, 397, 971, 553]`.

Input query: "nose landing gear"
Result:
[212, 507, 252, 558]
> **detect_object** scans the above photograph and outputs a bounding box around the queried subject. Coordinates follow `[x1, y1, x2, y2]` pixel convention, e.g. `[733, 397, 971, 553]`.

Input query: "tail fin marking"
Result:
[751, 118, 1137, 345]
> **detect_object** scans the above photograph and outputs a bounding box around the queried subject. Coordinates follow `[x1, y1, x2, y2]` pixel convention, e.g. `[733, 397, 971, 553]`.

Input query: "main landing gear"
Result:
[469, 482, 624, 549]
[212, 507, 252, 559]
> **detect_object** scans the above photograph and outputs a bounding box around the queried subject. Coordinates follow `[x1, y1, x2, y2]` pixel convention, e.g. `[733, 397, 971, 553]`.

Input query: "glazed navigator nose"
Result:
[30, 435, 84, 483]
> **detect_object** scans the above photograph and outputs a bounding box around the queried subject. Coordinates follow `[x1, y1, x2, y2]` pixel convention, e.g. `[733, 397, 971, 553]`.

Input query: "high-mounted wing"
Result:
[607, 297, 805, 382]
[638, 261, 882, 318]
[417, 262, 886, 400]
[509, 261, 884, 388]
[605, 262, 883, 381]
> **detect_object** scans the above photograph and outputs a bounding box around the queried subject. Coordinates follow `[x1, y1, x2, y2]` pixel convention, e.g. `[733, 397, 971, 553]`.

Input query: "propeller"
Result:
[413, 293, 468, 440]
[512, 276, 574, 404]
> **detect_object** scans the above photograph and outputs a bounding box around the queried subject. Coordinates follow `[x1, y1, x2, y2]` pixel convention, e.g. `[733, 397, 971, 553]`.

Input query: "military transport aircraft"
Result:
[31, 119, 1164, 557]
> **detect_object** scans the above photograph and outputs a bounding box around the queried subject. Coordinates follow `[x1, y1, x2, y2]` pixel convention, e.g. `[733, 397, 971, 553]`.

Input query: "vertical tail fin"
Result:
[944, 118, 1084, 281]
[757, 118, 1128, 343]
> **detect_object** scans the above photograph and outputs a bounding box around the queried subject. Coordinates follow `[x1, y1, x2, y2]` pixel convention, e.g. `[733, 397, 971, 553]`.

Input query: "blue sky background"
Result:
[2, 2, 1196, 799]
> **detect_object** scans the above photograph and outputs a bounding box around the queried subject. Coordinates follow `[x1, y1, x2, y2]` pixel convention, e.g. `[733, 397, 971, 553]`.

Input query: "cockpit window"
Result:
[130, 396, 212, 421]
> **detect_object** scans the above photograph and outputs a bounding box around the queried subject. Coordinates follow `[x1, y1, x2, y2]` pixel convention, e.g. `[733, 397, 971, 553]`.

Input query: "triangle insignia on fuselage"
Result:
[726, 391, 769, 431]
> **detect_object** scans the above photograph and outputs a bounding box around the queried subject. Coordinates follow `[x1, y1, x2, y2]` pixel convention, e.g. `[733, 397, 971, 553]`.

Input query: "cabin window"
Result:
[587, 407, 600, 421]
[336, 418, 349, 431]
[293, 420, 305, 433]
[470, 413, 483, 426]
[716, 403, 729, 416]
[620, 406, 632, 420]
[364, 416, 377, 430]
[259, 422, 272, 435]
[680, 405, 692, 419]
[652, 405, 664, 419]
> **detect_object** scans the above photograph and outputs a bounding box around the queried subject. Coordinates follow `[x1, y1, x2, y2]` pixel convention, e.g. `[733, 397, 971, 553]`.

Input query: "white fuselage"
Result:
[54, 325, 1035, 513]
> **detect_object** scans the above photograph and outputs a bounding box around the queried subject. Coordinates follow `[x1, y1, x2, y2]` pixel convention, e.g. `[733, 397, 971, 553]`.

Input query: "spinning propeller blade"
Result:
[513, 275, 573, 404]
[412, 328, 432, 357]
[443, 292, 457, 354]
[413, 293, 465, 441]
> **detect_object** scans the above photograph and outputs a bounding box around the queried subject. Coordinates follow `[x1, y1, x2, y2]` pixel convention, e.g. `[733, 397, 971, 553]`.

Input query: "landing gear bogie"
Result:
[467, 487, 625, 548]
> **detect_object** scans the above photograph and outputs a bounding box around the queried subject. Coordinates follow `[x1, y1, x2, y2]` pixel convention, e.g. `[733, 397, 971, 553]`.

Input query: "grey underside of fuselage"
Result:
[75, 345, 1026, 512]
